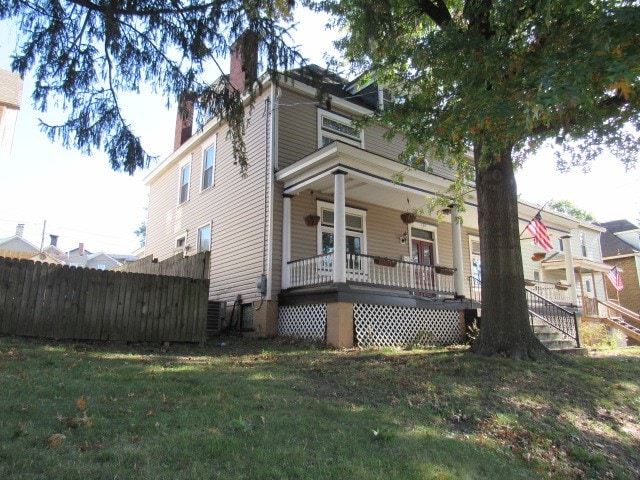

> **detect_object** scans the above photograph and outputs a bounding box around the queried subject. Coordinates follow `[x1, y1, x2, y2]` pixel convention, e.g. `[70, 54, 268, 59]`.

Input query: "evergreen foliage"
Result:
[1, 0, 302, 174]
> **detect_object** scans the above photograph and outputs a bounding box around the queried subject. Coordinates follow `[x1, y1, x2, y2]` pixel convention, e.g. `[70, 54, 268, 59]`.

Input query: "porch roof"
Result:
[275, 141, 479, 224]
[541, 253, 612, 273]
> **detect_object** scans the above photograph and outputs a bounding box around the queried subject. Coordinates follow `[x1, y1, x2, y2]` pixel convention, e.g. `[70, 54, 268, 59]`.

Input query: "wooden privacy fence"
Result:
[115, 251, 210, 280]
[0, 257, 208, 343]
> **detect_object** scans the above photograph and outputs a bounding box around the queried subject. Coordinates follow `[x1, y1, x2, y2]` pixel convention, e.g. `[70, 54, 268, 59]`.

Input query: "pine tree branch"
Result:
[65, 0, 222, 17]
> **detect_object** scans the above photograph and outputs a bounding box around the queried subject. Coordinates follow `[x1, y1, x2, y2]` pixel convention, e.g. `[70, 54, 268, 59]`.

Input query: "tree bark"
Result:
[471, 143, 549, 359]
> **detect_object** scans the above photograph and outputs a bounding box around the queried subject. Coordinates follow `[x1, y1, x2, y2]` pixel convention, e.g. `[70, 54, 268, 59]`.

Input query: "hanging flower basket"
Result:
[304, 214, 320, 227]
[435, 266, 456, 276]
[531, 252, 546, 261]
[555, 283, 569, 291]
[400, 212, 417, 224]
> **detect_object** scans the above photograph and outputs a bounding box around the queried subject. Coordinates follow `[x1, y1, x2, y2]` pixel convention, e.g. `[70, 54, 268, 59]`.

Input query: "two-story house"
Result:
[144, 36, 610, 348]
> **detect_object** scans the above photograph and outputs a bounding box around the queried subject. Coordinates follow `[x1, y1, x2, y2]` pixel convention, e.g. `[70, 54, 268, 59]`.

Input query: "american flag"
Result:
[606, 266, 624, 291]
[526, 213, 553, 252]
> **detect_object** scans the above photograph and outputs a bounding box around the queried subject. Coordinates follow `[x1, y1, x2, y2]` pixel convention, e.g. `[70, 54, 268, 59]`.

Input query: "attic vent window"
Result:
[318, 109, 363, 148]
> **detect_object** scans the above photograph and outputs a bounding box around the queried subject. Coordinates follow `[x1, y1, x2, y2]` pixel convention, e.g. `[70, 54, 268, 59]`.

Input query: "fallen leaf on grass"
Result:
[46, 433, 66, 448]
[77, 441, 105, 452]
[57, 411, 92, 428]
[76, 396, 88, 411]
[12, 422, 29, 439]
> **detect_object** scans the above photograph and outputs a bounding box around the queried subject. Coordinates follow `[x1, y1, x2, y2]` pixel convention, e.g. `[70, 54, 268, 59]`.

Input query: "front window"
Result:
[557, 238, 564, 252]
[197, 225, 211, 252]
[469, 237, 481, 281]
[201, 141, 216, 190]
[179, 163, 190, 204]
[317, 109, 363, 148]
[318, 202, 366, 269]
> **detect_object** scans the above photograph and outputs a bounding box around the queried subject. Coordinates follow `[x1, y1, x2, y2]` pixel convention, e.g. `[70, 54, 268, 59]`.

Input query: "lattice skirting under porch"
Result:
[278, 304, 327, 341]
[354, 304, 461, 348]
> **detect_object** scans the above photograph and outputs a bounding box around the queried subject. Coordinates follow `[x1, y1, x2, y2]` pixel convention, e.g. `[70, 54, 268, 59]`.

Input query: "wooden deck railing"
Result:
[524, 279, 572, 304]
[287, 253, 456, 295]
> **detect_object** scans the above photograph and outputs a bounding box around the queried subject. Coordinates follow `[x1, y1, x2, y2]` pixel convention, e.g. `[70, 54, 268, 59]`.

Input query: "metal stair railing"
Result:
[466, 276, 579, 348]
[525, 288, 580, 348]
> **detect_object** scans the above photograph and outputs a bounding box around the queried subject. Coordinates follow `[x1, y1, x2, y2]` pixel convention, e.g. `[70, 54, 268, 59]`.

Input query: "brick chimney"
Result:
[173, 92, 196, 150]
[49, 234, 58, 247]
[229, 31, 259, 93]
[15, 223, 24, 237]
[78, 242, 85, 255]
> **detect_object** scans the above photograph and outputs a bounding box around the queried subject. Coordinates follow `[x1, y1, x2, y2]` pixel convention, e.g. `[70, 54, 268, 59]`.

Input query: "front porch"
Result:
[275, 142, 475, 348]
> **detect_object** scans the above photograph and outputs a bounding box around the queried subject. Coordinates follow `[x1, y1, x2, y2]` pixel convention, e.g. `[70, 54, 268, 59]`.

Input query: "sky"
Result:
[1, 9, 638, 255]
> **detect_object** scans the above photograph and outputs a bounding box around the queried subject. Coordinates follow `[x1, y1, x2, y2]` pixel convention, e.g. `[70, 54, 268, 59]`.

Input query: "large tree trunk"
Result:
[471, 144, 549, 359]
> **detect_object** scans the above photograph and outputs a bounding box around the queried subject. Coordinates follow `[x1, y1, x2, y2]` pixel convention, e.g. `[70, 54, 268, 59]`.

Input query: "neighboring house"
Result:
[0, 228, 123, 271]
[63, 243, 122, 270]
[599, 219, 640, 314]
[144, 36, 610, 348]
[0, 224, 40, 258]
[0, 69, 22, 160]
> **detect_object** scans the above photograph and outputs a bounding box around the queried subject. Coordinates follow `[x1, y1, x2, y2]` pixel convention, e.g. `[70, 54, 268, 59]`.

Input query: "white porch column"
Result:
[333, 170, 347, 283]
[450, 205, 465, 297]
[562, 235, 579, 306]
[281, 194, 292, 289]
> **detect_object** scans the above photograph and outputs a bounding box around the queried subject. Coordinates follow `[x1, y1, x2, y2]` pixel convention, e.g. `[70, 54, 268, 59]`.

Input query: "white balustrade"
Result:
[287, 253, 457, 295]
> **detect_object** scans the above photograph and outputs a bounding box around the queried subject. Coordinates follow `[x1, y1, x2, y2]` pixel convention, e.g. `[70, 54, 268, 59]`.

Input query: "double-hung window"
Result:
[317, 109, 363, 148]
[197, 224, 211, 253]
[201, 140, 216, 190]
[178, 162, 191, 204]
[579, 232, 587, 257]
[317, 201, 366, 270]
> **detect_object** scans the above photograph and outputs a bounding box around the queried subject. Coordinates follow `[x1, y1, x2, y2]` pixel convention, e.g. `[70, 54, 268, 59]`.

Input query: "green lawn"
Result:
[1, 336, 639, 479]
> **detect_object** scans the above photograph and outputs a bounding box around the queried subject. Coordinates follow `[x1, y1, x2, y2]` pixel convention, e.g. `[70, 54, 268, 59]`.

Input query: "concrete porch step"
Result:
[533, 323, 577, 352]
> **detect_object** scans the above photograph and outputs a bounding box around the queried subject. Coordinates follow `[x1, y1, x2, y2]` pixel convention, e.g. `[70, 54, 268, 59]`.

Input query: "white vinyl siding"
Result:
[145, 89, 274, 304]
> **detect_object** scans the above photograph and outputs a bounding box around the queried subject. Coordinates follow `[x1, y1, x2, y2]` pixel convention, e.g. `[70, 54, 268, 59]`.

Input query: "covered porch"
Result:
[538, 254, 614, 318]
[276, 141, 475, 299]
[275, 142, 476, 348]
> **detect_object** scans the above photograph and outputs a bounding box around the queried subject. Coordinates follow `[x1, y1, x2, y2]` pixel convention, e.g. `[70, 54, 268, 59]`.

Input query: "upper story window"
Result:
[579, 232, 587, 257]
[201, 140, 216, 190]
[197, 224, 211, 252]
[557, 238, 564, 252]
[178, 162, 191, 204]
[317, 109, 363, 148]
[377, 86, 394, 111]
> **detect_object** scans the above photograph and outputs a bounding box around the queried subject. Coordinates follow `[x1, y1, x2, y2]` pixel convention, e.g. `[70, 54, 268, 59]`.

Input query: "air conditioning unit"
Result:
[206, 301, 226, 336]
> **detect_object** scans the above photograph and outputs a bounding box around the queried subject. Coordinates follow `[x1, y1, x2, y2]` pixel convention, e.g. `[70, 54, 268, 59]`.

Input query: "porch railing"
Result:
[287, 253, 456, 295]
[525, 288, 580, 348]
[524, 280, 572, 304]
[467, 276, 580, 348]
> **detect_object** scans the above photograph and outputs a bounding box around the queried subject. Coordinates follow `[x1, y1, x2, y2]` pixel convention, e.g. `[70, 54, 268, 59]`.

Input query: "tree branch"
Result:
[415, 0, 452, 26]
[65, 0, 223, 17]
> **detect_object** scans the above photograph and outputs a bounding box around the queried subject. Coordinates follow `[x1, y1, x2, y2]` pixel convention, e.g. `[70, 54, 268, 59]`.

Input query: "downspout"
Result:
[253, 94, 271, 310]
